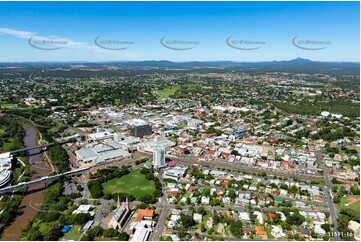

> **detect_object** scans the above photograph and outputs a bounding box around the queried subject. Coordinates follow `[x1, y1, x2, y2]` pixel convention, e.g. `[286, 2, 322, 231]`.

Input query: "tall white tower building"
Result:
[153, 145, 166, 168]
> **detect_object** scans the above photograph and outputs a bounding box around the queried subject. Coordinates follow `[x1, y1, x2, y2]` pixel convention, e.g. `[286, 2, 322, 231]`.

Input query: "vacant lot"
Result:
[102, 169, 155, 199]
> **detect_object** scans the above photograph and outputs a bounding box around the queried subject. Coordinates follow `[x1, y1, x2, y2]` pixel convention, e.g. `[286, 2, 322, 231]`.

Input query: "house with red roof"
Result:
[255, 226, 267, 238]
[313, 196, 323, 202]
[281, 161, 288, 169]
[268, 213, 277, 220]
[221, 151, 230, 159]
[168, 161, 176, 167]
[272, 189, 280, 195]
[189, 186, 197, 192]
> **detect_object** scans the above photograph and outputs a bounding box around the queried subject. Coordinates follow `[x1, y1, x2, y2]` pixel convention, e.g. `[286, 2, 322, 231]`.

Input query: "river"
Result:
[0, 123, 51, 241]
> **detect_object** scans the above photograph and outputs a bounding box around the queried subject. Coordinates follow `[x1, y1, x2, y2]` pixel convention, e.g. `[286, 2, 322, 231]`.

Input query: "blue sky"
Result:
[0, 1, 359, 62]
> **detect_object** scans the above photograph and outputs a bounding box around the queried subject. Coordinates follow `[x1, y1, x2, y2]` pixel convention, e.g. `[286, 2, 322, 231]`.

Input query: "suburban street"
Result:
[314, 150, 340, 241]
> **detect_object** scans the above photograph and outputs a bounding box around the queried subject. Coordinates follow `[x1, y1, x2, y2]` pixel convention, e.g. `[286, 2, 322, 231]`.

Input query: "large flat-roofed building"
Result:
[129, 209, 155, 242]
[125, 119, 152, 138]
[117, 136, 142, 151]
[75, 142, 131, 165]
[164, 166, 188, 180]
[88, 127, 114, 141]
[138, 136, 176, 153]
[130, 224, 152, 242]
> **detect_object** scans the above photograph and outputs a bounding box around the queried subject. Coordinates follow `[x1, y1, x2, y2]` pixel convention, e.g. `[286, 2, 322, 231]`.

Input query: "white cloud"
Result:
[0, 27, 141, 59]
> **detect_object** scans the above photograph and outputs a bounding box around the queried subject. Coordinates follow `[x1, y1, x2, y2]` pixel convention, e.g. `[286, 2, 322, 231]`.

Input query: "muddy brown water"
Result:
[0, 123, 51, 241]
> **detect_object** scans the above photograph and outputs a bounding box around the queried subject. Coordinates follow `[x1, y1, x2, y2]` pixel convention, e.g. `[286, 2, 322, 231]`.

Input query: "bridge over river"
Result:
[0, 167, 89, 194]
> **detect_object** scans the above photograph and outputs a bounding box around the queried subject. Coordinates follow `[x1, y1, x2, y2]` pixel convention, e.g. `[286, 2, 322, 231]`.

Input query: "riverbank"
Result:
[0, 123, 51, 241]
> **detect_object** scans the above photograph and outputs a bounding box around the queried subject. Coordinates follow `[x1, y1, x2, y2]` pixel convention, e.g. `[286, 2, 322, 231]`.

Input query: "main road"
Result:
[314, 150, 340, 241]
[135, 151, 324, 181]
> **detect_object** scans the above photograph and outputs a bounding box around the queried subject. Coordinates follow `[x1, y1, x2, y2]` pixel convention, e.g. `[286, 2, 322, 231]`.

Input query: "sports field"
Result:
[102, 169, 155, 199]
[340, 195, 360, 214]
[157, 86, 180, 99]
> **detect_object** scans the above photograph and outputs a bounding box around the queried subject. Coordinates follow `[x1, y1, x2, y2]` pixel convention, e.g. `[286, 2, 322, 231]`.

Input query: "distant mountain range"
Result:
[0, 58, 359, 76]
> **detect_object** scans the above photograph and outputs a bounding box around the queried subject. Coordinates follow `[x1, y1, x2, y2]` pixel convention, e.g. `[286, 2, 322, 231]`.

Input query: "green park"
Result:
[102, 169, 156, 200]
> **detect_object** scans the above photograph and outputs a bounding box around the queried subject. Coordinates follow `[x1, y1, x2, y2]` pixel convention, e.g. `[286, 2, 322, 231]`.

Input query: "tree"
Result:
[180, 214, 196, 229]
[90, 184, 103, 198]
[286, 210, 305, 225]
[229, 220, 243, 238]
[201, 223, 206, 233]
[118, 232, 129, 241]
[44, 224, 62, 241]
[87, 226, 104, 240]
[338, 215, 350, 230]
[321, 224, 331, 232]
[29, 229, 43, 241]
[80, 235, 90, 241]
[350, 185, 360, 195]
[198, 206, 206, 215]
[162, 235, 173, 241]
[73, 213, 91, 225]
[231, 150, 240, 156]
[104, 228, 118, 238]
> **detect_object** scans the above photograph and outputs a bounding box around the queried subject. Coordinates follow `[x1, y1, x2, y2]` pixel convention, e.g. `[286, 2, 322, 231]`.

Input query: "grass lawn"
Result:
[1, 138, 14, 152]
[346, 145, 360, 152]
[339, 195, 360, 214]
[265, 226, 275, 239]
[63, 225, 81, 241]
[102, 169, 155, 200]
[94, 237, 118, 241]
[157, 86, 180, 99]
[1, 103, 17, 108]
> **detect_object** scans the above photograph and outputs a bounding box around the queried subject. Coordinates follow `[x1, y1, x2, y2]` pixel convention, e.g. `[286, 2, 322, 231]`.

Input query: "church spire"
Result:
[117, 195, 120, 208]
[125, 195, 129, 210]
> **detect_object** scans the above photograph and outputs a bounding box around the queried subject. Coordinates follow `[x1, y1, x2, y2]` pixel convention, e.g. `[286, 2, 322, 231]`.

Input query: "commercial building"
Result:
[126, 119, 152, 138]
[130, 223, 152, 242]
[153, 145, 166, 169]
[233, 127, 247, 138]
[137, 136, 176, 153]
[130, 209, 155, 242]
[75, 142, 131, 165]
[88, 127, 114, 141]
[164, 167, 188, 180]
